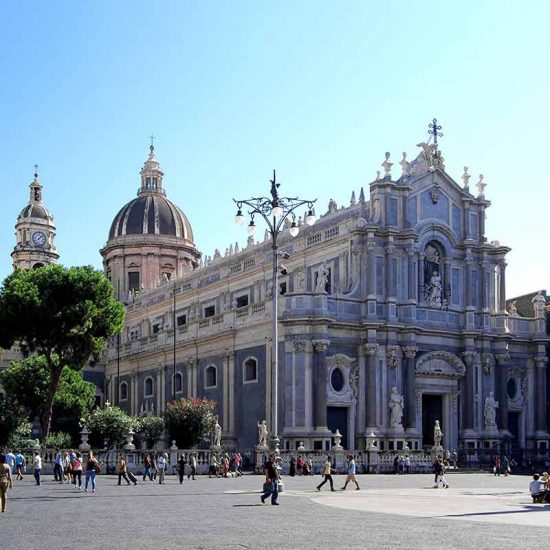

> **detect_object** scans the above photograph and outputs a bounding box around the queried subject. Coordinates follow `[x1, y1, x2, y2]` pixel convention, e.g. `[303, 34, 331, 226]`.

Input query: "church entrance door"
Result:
[327, 406, 348, 449]
[422, 394, 443, 446]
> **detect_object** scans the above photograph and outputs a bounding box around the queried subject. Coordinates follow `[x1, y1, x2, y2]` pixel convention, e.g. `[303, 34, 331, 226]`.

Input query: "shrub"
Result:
[164, 398, 217, 449]
[43, 431, 72, 449]
[84, 405, 135, 448]
[135, 415, 165, 448]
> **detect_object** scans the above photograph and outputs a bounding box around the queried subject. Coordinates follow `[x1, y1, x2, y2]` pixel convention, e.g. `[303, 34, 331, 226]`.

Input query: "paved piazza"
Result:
[0, 472, 548, 548]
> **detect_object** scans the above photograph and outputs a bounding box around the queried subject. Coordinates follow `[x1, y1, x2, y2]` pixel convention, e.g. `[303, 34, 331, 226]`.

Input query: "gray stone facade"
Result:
[95, 142, 547, 454]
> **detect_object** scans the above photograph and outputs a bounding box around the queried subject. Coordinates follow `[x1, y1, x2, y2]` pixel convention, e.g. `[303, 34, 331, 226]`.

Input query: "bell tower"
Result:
[12, 168, 59, 270]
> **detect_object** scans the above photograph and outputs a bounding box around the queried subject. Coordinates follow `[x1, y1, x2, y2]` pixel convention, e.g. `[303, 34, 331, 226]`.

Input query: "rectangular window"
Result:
[236, 295, 249, 308]
[162, 272, 171, 280]
[204, 305, 215, 318]
[177, 314, 187, 327]
[128, 272, 140, 292]
[279, 282, 287, 296]
[152, 323, 160, 334]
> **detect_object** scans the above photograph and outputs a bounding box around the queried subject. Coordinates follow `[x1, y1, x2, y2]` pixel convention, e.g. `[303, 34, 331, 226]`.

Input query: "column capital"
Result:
[185, 358, 197, 369]
[386, 345, 401, 369]
[402, 346, 418, 359]
[362, 343, 379, 356]
[535, 356, 548, 368]
[384, 244, 396, 255]
[292, 339, 308, 353]
[312, 339, 330, 352]
[131, 370, 138, 379]
[462, 351, 478, 365]
[405, 248, 415, 257]
[494, 352, 510, 366]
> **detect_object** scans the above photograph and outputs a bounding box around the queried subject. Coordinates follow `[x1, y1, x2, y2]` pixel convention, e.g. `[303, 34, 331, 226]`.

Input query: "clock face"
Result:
[32, 231, 47, 247]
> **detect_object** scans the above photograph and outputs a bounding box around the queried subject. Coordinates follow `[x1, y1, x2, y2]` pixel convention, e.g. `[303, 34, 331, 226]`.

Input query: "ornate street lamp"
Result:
[234, 170, 316, 454]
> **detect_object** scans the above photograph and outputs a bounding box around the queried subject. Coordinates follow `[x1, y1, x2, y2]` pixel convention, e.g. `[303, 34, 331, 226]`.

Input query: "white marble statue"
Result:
[213, 417, 222, 447]
[426, 271, 442, 308]
[315, 262, 329, 293]
[508, 301, 518, 316]
[532, 292, 546, 318]
[484, 392, 499, 428]
[257, 420, 268, 447]
[434, 420, 443, 447]
[388, 387, 404, 428]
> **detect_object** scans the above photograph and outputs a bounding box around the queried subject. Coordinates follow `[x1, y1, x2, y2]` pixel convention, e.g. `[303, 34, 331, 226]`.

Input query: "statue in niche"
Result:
[426, 271, 442, 308]
[434, 420, 443, 447]
[388, 387, 404, 428]
[424, 245, 440, 286]
[315, 262, 329, 293]
[532, 292, 546, 318]
[257, 420, 269, 447]
[508, 301, 518, 316]
[484, 392, 499, 429]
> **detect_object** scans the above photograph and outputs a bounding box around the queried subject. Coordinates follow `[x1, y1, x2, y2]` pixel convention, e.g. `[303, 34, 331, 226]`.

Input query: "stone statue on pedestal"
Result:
[434, 420, 443, 447]
[388, 387, 404, 428]
[532, 292, 546, 318]
[257, 420, 269, 448]
[484, 392, 499, 429]
[212, 417, 222, 447]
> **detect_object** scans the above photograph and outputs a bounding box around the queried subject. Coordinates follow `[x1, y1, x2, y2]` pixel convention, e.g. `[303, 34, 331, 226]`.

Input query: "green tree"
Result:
[164, 398, 217, 449]
[0, 356, 97, 439]
[84, 405, 135, 448]
[0, 401, 30, 447]
[0, 265, 125, 437]
[135, 415, 165, 448]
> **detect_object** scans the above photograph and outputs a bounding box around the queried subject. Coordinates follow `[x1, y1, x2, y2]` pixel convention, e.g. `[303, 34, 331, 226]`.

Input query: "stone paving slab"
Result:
[0, 472, 548, 549]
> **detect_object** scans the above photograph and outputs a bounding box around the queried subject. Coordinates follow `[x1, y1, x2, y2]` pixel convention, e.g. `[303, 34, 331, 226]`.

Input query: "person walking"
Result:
[85, 451, 99, 493]
[260, 453, 279, 505]
[53, 449, 63, 483]
[177, 453, 187, 484]
[72, 452, 83, 490]
[433, 456, 449, 488]
[5, 450, 15, 477]
[502, 455, 510, 477]
[209, 453, 219, 478]
[188, 453, 197, 480]
[143, 454, 153, 481]
[0, 454, 13, 513]
[289, 456, 296, 477]
[494, 457, 501, 476]
[15, 450, 25, 481]
[62, 451, 72, 483]
[157, 453, 167, 484]
[33, 451, 42, 486]
[117, 455, 131, 485]
[150, 453, 158, 481]
[341, 454, 360, 491]
[316, 455, 336, 492]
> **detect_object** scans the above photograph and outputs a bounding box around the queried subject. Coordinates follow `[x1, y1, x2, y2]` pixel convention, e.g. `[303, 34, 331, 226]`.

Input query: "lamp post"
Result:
[173, 281, 177, 402]
[234, 170, 316, 454]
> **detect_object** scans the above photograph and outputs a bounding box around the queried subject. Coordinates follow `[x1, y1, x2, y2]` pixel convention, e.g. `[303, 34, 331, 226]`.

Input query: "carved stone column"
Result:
[499, 262, 507, 312]
[461, 351, 477, 432]
[366, 237, 376, 299]
[292, 339, 308, 429]
[156, 366, 162, 414]
[312, 339, 330, 430]
[406, 250, 416, 302]
[417, 252, 425, 304]
[131, 370, 138, 416]
[363, 343, 379, 430]
[465, 257, 472, 307]
[535, 356, 548, 434]
[385, 244, 395, 299]
[495, 352, 510, 434]
[402, 346, 418, 431]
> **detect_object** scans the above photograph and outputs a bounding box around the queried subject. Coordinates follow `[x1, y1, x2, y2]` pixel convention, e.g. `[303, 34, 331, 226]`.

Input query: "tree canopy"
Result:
[0, 356, 97, 441]
[0, 265, 125, 437]
[164, 398, 217, 448]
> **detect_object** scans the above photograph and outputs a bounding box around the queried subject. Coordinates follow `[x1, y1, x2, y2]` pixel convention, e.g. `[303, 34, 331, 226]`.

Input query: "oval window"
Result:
[331, 368, 344, 392]
[507, 378, 517, 400]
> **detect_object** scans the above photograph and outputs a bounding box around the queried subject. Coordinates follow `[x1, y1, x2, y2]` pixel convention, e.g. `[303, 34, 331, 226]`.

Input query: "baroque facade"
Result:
[101, 139, 550, 455]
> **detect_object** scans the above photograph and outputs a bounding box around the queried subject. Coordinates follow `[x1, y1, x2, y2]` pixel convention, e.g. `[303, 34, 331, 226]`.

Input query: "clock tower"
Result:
[11, 169, 59, 270]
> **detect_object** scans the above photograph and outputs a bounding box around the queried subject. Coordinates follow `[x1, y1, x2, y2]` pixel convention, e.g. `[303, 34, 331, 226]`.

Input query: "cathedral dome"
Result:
[108, 194, 194, 242]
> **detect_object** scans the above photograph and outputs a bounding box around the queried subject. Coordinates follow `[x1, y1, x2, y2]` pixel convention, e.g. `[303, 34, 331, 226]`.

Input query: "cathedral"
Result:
[5, 128, 550, 456]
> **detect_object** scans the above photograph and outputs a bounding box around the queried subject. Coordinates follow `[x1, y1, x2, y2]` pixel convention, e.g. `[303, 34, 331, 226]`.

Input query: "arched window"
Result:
[144, 377, 154, 397]
[119, 381, 128, 401]
[243, 357, 258, 383]
[175, 372, 183, 393]
[205, 365, 217, 389]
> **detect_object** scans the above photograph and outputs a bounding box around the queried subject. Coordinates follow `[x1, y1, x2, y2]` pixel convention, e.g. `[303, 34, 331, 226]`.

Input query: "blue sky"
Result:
[1, 0, 548, 297]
